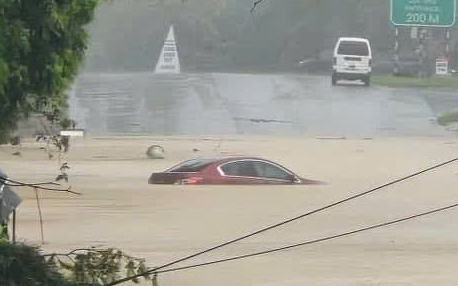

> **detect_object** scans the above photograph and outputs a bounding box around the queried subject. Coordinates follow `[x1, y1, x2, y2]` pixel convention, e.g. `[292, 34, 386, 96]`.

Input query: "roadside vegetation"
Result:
[1, 0, 159, 285]
[371, 73, 458, 126]
[0, 241, 71, 286]
[0, 240, 157, 286]
[372, 74, 458, 89]
[0, 0, 98, 143]
[437, 109, 458, 126]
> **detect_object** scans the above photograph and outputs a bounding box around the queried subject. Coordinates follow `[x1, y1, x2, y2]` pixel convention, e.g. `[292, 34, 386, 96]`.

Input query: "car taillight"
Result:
[175, 177, 203, 185]
[333, 57, 336, 65]
[369, 59, 372, 66]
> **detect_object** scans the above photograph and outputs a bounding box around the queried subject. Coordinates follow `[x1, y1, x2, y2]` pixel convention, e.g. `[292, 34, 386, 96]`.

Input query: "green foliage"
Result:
[437, 109, 458, 126]
[85, 0, 394, 72]
[372, 74, 458, 89]
[60, 117, 76, 130]
[0, 0, 99, 143]
[0, 242, 158, 286]
[46, 247, 157, 286]
[0, 222, 8, 241]
[0, 241, 73, 286]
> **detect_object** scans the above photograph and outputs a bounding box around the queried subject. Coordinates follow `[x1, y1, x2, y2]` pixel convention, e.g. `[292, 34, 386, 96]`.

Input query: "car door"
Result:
[218, 160, 267, 184]
[219, 160, 296, 184]
[251, 160, 298, 184]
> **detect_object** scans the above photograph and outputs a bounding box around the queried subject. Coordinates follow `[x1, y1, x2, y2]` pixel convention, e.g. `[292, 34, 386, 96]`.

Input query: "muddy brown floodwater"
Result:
[2, 134, 458, 286]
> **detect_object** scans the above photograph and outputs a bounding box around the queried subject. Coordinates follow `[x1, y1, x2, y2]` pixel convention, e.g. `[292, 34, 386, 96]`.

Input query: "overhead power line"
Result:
[154, 201, 458, 274]
[105, 156, 458, 286]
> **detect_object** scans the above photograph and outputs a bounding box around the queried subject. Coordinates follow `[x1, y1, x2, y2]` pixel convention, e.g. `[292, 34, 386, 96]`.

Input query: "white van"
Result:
[332, 37, 372, 86]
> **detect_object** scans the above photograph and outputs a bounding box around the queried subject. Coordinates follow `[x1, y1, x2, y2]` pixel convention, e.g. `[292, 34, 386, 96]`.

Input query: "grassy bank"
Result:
[437, 109, 458, 126]
[372, 74, 458, 89]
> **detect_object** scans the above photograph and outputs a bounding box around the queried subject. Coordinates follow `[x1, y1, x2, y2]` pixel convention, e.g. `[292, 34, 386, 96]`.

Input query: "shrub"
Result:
[0, 241, 73, 286]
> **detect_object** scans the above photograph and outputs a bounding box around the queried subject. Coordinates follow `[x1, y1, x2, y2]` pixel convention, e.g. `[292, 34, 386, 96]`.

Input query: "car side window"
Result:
[253, 161, 293, 180]
[220, 161, 258, 177]
[220, 162, 238, 176]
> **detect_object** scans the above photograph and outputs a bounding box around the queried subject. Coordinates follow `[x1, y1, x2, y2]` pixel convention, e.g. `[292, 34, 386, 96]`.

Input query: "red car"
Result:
[148, 156, 323, 185]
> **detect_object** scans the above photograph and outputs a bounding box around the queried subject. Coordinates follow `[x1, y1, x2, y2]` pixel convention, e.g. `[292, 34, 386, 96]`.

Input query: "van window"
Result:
[337, 41, 369, 56]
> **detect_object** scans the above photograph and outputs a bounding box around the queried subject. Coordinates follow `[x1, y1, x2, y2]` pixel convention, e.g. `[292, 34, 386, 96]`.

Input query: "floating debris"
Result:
[146, 145, 165, 159]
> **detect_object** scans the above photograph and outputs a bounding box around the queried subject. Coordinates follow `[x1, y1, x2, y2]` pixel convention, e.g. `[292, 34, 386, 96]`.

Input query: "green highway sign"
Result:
[390, 0, 457, 27]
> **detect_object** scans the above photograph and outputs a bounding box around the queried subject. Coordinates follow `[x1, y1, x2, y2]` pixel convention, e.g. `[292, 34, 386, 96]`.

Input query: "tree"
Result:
[1, 241, 157, 286]
[0, 0, 99, 144]
[0, 241, 72, 286]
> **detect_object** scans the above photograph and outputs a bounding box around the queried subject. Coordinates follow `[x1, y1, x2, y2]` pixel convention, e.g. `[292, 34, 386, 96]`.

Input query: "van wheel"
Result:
[363, 76, 370, 87]
[332, 74, 338, 85]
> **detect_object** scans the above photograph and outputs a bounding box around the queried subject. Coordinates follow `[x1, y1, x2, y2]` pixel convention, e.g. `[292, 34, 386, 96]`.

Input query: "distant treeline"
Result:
[83, 0, 458, 73]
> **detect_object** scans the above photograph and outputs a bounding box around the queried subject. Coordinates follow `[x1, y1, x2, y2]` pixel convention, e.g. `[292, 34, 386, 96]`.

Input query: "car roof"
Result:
[338, 37, 369, 43]
[193, 155, 267, 163]
[165, 155, 270, 172]
[175, 155, 276, 166]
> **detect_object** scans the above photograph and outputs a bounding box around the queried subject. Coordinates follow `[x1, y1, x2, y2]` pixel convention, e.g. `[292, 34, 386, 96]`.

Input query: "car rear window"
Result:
[168, 158, 215, 172]
[337, 41, 369, 56]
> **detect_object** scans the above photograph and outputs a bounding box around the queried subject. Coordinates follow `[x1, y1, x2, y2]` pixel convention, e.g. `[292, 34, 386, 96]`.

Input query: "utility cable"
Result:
[155, 201, 458, 274]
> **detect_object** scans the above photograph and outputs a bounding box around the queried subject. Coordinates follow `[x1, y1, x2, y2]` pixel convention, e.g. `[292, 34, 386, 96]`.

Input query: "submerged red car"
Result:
[148, 155, 324, 185]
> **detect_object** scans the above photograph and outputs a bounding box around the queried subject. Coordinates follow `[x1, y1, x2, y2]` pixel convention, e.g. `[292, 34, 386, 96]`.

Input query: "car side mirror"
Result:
[286, 174, 299, 183]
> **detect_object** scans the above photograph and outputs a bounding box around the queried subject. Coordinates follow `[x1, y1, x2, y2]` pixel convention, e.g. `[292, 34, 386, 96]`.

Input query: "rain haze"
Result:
[5, 1, 458, 286]
[69, 0, 458, 137]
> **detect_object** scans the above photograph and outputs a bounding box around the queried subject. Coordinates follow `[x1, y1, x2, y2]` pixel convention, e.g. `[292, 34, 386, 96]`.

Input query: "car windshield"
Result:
[337, 41, 369, 56]
[167, 158, 216, 172]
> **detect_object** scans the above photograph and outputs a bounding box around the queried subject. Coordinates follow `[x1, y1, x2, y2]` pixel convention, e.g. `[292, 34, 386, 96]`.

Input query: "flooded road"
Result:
[8, 74, 458, 286]
[69, 72, 454, 137]
[6, 136, 458, 286]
